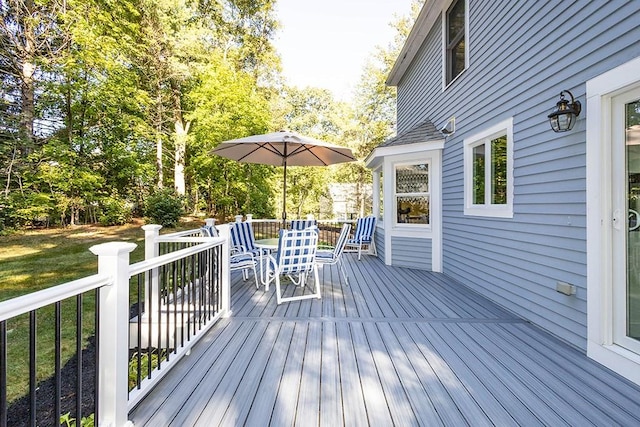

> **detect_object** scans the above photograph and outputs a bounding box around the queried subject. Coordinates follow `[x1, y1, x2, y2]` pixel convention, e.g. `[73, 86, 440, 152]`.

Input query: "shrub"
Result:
[98, 196, 132, 226]
[144, 189, 184, 227]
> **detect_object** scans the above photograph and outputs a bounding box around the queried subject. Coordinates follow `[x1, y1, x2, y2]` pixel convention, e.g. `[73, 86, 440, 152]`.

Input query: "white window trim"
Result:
[587, 55, 640, 387]
[393, 161, 431, 230]
[373, 168, 383, 228]
[463, 117, 514, 218]
[380, 149, 443, 272]
[441, 0, 470, 90]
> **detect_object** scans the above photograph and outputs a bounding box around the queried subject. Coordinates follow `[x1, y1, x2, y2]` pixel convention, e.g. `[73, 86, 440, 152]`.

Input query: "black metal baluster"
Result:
[211, 248, 216, 315]
[173, 259, 179, 356]
[216, 246, 221, 314]
[1, 320, 7, 427]
[137, 274, 142, 390]
[187, 258, 192, 341]
[165, 263, 173, 361]
[94, 289, 100, 423]
[156, 265, 164, 371]
[29, 310, 36, 427]
[146, 270, 152, 380]
[76, 294, 83, 422]
[54, 302, 61, 424]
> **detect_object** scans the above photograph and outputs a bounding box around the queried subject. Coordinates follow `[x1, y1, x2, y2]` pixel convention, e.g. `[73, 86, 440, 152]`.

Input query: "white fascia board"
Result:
[365, 139, 445, 169]
[387, 0, 447, 86]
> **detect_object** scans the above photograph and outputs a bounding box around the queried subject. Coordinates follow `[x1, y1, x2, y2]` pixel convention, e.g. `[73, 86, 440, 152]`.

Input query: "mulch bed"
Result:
[7, 337, 97, 427]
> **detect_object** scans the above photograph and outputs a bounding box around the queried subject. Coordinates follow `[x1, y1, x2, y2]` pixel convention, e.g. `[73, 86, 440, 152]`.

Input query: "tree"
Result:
[343, 0, 424, 216]
[187, 54, 274, 219]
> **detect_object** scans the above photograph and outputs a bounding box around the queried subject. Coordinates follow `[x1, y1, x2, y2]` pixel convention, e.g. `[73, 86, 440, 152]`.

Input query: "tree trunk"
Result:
[19, 0, 37, 154]
[156, 134, 163, 189]
[171, 79, 189, 195]
[174, 121, 188, 195]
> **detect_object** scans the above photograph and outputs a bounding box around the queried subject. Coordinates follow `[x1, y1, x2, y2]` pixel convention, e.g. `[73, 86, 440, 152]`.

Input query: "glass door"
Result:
[613, 87, 640, 352]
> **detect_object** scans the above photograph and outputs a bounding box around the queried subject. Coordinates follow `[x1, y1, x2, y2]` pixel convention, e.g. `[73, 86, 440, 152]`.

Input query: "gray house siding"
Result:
[391, 236, 432, 270]
[393, 0, 640, 350]
[374, 227, 385, 260]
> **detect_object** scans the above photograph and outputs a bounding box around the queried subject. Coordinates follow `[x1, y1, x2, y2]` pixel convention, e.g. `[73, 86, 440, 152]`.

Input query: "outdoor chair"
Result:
[200, 224, 219, 237]
[266, 228, 320, 304]
[229, 221, 268, 258]
[316, 223, 351, 285]
[229, 251, 258, 288]
[290, 219, 318, 230]
[345, 215, 377, 260]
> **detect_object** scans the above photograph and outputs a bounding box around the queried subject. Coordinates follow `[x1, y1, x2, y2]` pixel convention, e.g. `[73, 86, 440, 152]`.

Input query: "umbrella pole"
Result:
[282, 149, 287, 229]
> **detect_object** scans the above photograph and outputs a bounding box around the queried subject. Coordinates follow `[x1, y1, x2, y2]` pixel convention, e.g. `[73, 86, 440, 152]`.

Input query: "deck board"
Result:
[130, 255, 640, 426]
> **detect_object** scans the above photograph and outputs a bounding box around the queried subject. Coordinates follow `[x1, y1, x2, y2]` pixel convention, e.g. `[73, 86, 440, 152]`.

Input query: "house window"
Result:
[395, 163, 430, 225]
[446, 0, 466, 85]
[379, 170, 384, 220]
[464, 118, 513, 218]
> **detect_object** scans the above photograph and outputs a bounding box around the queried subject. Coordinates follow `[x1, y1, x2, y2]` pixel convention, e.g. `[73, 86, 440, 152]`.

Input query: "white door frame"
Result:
[586, 55, 640, 386]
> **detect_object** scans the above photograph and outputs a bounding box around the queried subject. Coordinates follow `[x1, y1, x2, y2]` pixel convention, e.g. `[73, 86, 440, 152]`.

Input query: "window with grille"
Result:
[395, 163, 430, 225]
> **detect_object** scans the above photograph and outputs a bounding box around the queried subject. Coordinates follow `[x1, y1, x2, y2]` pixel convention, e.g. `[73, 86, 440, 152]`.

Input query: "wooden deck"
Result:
[130, 255, 640, 426]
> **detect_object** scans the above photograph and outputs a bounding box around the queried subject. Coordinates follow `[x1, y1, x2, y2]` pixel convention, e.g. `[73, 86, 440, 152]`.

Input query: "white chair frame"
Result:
[266, 228, 320, 304]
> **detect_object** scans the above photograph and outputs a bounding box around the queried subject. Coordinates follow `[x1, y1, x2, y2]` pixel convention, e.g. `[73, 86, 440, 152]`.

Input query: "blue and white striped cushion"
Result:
[349, 216, 376, 244]
[290, 219, 318, 230]
[230, 222, 263, 256]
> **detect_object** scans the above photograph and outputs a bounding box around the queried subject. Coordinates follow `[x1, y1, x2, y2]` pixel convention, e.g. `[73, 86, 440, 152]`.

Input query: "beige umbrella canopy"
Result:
[212, 130, 356, 225]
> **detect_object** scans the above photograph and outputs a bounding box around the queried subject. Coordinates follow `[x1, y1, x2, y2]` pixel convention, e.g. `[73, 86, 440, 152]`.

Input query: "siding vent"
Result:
[556, 281, 577, 296]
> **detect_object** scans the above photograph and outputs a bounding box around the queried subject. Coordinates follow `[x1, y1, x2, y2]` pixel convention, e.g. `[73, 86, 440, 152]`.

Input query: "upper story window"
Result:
[395, 163, 430, 225]
[446, 0, 466, 85]
[464, 118, 514, 218]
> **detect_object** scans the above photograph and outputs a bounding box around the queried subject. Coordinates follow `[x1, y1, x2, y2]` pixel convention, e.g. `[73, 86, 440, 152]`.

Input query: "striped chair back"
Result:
[274, 228, 318, 275]
[290, 219, 318, 230]
[353, 216, 377, 243]
[332, 223, 351, 259]
[229, 221, 259, 254]
[200, 225, 218, 237]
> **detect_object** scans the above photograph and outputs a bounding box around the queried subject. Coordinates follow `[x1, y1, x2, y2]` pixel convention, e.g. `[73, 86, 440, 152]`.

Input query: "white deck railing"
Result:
[0, 220, 230, 427]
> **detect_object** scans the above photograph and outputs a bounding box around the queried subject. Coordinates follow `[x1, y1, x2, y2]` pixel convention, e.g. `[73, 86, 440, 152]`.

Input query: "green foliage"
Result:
[60, 412, 95, 427]
[145, 189, 184, 227]
[98, 195, 132, 226]
[128, 350, 164, 391]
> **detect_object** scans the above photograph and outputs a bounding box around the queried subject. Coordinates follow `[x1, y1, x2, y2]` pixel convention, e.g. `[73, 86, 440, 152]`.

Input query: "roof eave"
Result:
[386, 0, 447, 87]
[365, 139, 446, 169]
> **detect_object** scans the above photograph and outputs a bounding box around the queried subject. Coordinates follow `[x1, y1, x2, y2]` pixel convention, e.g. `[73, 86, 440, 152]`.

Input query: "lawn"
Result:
[0, 218, 201, 405]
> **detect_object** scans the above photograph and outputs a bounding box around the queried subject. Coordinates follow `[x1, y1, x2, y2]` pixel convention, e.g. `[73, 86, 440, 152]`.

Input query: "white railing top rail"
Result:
[0, 274, 112, 322]
[129, 238, 224, 276]
[246, 218, 356, 224]
[155, 229, 203, 241]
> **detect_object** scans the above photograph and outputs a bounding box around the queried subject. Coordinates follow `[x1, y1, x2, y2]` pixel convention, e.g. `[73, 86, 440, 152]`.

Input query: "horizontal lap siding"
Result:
[375, 227, 385, 259]
[395, 0, 640, 350]
[391, 236, 432, 270]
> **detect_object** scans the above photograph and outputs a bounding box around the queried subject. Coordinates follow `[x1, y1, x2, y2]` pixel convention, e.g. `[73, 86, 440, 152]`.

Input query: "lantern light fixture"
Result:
[548, 90, 581, 132]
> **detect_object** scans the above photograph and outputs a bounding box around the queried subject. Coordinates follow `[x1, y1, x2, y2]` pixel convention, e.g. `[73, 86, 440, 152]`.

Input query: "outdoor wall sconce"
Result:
[548, 90, 581, 132]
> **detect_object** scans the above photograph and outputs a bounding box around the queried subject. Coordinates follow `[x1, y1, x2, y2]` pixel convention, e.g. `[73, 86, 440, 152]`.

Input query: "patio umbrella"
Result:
[212, 130, 356, 225]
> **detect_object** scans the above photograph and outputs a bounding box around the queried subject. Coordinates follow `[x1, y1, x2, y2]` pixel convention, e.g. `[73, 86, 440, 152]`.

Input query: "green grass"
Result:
[0, 218, 200, 403]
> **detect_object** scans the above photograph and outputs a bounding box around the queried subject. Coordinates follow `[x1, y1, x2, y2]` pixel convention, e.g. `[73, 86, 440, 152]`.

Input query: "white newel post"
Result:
[218, 224, 232, 317]
[142, 224, 162, 319]
[234, 214, 243, 223]
[204, 218, 216, 227]
[245, 214, 253, 222]
[90, 242, 137, 427]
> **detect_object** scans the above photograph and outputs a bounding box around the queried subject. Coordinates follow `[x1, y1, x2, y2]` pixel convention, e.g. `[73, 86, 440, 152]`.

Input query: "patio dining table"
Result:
[254, 238, 280, 289]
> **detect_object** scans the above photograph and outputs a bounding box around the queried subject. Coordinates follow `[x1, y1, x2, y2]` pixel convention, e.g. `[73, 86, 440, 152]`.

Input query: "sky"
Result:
[273, 0, 415, 101]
